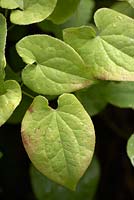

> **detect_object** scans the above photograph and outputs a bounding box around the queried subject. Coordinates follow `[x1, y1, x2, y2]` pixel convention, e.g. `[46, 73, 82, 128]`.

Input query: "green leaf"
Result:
[0, 14, 7, 69]
[10, 0, 57, 25]
[30, 156, 100, 200]
[127, 134, 134, 166]
[63, 8, 134, 81]
[112, 1, 134, 18]
[48, 0, 80, 24]
[127, 0, 134, 7]
[0, 0, 23, 9]
[62, 0, 95, 28]
[75, 82, 107, 116]
[21, 94, 95, 190]
[104, 82, 134, 108]
[37, 20, 62, 39]
[0, 80, 22, 127]
[119, 0, 134, 8]
[16, 35, 92, 95]
[0, 67, 6, 95]
[7, 93, 32, 124]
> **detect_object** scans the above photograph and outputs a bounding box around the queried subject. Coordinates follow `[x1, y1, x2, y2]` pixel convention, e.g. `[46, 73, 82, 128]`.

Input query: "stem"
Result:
[22, 90, 34, 99]
[4, 9, 8, 18]
[7, 24, 15, 32]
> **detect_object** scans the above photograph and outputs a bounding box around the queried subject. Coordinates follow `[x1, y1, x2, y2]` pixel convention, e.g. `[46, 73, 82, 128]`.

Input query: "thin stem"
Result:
[22, 90, 34, 99]
[7, 24, 15, 32]
[4, 9, 8, 18]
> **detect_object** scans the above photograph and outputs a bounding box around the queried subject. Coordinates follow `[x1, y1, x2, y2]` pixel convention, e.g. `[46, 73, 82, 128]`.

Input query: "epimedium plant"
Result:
[0, 0, 134, 195]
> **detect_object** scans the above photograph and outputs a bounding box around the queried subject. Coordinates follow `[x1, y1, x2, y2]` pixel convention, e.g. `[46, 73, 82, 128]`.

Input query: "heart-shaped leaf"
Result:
[16, 35, 92, 95]
[63, 8, 134, 81]
[0, 80, 22, 126]
[0, 0, 23, 9]
[0, 14, 6, 69]
[127, 134, 134, 167]
[9, 0, 57, 25]
[21, 94, 95, 190]
[48, 0, 80, 24]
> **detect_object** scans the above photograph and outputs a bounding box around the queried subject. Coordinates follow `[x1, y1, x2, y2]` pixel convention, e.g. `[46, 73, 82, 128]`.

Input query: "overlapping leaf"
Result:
[8, 0, 57, 25]
[112, 1, 134, 18]
[0, 0, 23, 9]
[62, 0, 95, 28]
[119, 0, 134, 8]
[30, 157, 100, 200]
[75, 82, 107, 116]
[16, 35, 92, 95]
[104, 82, 134, 108]
[127, 134, 134, 167]
[63, 8, 134, 81]
[0, 80, 21, 127]
[21, 94, 95, 190]
[48, 0, 80, 24]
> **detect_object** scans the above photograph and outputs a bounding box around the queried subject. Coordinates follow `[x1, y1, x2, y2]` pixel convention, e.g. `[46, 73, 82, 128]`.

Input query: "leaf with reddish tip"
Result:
[21, 93, 95, 190]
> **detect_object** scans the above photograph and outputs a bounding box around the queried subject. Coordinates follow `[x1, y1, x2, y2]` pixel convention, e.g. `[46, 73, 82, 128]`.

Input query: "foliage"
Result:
[0, 0, 134, 198]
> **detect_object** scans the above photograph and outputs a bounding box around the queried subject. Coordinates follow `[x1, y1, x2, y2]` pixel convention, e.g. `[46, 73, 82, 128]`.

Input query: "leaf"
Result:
[104, 81, 134, 108]
[48, 0, 80, 24]
[63, 8, 134, 81]
[37, 20, 62, 39]
[127, 0, 134, 7]
[119, 0, 134, 8]
[75, 82, 107, 116]
[127, 134, 134, 166]
[16, 35, 92, 95]
[10, 0, 57, 25]
[30, 156, 100, 200]
[0, 0, 23, 9]
[0, 80, 22, 127]
[62, 0, 95, 28]
[21, 94, 95, 190]
[7, 93, 32, 124]
[0, 74, 6, 95]
[112, 1, 134, 18]
[0, 14, 7, 69]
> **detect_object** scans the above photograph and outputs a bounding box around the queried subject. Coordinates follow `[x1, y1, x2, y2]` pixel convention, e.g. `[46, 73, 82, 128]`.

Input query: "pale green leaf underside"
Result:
[21, 94, 95, 190]
[0, 80, 22, 127]
[127, 134, 134, 166]
[49, 0, 80, 24]
[10, 0, 57, 25]
[0, 0, 23, 9]
[0, 14, 7, 69]
[16, 35, 91, 95]
[63, 8, 134, 81]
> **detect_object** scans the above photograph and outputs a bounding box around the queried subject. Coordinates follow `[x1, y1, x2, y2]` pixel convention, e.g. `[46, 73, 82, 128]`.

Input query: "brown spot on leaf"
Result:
[22, 133, 30, 147]
[28, 105, 34, 113]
